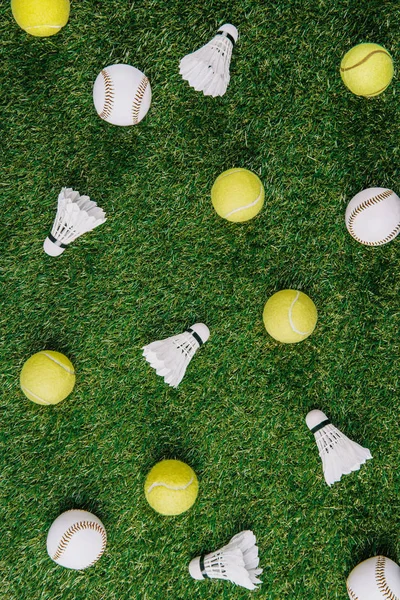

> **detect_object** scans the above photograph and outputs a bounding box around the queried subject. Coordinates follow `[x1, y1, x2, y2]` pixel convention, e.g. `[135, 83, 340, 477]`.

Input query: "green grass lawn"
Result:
[1, 1, 400, 598]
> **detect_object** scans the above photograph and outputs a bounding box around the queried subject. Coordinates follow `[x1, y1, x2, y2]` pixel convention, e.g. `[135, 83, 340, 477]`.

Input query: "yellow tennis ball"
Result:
[144, 459, 199, 516]
[263, 290, 317, 344]
[11, 0, 70, 37]
[20, 351, 75, 405]
[340, 43, 394, 97]
[211, 168, 265, 222]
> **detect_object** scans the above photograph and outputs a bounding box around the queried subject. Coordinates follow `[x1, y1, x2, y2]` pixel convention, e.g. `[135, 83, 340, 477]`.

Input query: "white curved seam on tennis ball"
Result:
[40, 352, 75, 374]
[288, 291, 313, 336]
[147, 476, 194, 494]
[223, 185, 263, 218]
[20, 385, 51, 405]
[26, 25, 63, 30]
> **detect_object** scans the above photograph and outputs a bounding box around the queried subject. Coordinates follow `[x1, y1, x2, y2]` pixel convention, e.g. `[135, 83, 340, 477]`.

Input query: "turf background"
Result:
[0, 1, 399, 598]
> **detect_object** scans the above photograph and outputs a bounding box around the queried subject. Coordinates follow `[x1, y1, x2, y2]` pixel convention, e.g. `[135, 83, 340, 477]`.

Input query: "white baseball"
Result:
[347, 556, 400, 599]
[93, 64, 151, 126]
[46, 509, 107, 570]
[345, 187, 400, 246]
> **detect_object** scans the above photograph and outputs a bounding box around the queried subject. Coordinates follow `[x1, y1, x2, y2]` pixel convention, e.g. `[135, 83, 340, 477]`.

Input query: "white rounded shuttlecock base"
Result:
[43, 237, 66, 257]
[190, 323, 210, 344]
[219, 23, 239, 42]
[188, 557, 203, 580]
[306, 409, 328, 430]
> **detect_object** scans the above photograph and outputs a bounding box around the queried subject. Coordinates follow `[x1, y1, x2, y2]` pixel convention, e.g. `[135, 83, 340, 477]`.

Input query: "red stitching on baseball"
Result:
[375, 556, 399, 600]
[132, 76, 149, 124]
[346, 585, 359, 600]
[52, 520, 107, 567]
[347, 190, 400, 245]
[100, 70, 114, 120]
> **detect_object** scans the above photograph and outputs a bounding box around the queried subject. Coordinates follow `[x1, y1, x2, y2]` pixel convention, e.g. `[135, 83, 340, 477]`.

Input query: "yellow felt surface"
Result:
[211, 168, 265, 222]
[340, 43, 394, 97]
[263, 290, 318, 343]
[144, 460, 198, 516]
[11, 0, 70, 37]
[20, 351, 75, 405]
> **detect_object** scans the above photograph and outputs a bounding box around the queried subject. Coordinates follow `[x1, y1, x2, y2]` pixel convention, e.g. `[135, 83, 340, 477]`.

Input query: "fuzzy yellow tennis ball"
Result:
[211, 168, 265, 222]
[11, 0, 70, 37]
[144, 459, 199, 516]
[263, 290, 317, 344]
[20, 351, 75, 405]
[340, 43, 394, 97]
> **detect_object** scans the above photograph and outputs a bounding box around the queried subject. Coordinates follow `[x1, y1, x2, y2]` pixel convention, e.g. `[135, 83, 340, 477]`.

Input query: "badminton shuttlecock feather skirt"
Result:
[189, 530, 262, 590]
[306, 410, 372, 486]
[179, 24, 238, 97]
[142, 323, 210, 388]
[44, 188, 106, 257]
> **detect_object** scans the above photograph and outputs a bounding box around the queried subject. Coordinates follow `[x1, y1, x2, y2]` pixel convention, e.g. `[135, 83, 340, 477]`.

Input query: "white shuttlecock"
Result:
[43, 188, 106, 257]
[306, 410, 372, 487]
[179, 24, 238, 97]
[142, 323, 210, 388]
[189, 530, 262, 591]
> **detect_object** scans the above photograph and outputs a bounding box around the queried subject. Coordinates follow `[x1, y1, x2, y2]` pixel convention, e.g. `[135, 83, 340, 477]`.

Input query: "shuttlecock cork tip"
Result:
[306, 409, 328, 430]
[218, 23, 239, 43]
[188, 556, 203, 580]
[43, 237, 65, 257]
[190, 323, 210, 344]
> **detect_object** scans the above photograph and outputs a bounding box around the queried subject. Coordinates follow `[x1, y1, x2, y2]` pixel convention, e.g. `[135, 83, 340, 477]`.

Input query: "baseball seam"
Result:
[52, 520, 107, 568]
[288, 291, 313, 336]
[346, 585, 358, 600]
[132, 76, 149, 124]
[347, 189, 400, 246]
[100, 70, 114, 120]
[376, 556, 399, 600]
[147, 476, 194, 494]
